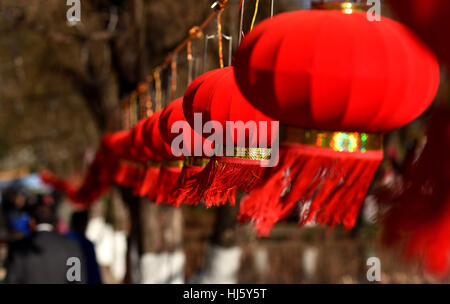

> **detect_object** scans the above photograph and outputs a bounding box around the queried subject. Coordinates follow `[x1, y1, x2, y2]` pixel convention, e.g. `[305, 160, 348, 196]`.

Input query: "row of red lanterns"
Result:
[41, 3, 446, 275]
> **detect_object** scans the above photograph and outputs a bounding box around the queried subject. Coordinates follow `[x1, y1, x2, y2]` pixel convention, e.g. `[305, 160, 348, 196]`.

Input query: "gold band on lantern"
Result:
[312, 1, 369, 13]
[120, 159, 146, 169]
[184, 157, 210, 167]
[284, 128, 383, 152]
[146, 160, 162, 168]
[162, 159, 184, 168]
[223, 146, 272, 161]
[120, 159, 161, 169]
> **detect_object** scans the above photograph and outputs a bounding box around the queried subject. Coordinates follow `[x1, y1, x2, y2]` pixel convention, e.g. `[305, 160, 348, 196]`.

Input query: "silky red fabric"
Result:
[183, 69, 223, 126]
[141, 110, 172, 159]
[233, 10, 440, 132]
[159, 97, 200, 158]
[389, 0, 450, 68]
[129, 118, 162, 162]
[183, 67, 276, 148]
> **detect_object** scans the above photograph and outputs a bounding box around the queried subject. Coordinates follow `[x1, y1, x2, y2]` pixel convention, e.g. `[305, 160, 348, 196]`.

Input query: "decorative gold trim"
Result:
[162, 159, 184, 168]
[119, 159, 146, 169]
[146, 160, 162, 168]
[312, 1, 369, 13]
[284, 128, 383, 152]
[223, 147, 272, 161]
[120, 159, 161, 169]
[184, 157, 210, 167]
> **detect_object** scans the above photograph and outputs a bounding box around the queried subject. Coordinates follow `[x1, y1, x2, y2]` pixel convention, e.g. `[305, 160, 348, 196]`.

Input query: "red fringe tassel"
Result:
[40, 170, 76, 197]
[134, 166, 161, 198]
[112, 162, 146, 189]
[178, 157, 266, 208]
[238, 143, 383, 236]
[172, 164, 206, 206]
[152, 166, 183, 204]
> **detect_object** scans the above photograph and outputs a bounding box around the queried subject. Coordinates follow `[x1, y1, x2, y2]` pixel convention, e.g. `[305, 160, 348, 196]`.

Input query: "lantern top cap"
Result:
[311, 1, 369, 13]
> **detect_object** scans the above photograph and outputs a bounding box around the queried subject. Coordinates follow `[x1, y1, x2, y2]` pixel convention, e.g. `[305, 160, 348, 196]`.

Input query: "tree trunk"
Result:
[139, 201, 185, 284]
[189, 191, 251, 284]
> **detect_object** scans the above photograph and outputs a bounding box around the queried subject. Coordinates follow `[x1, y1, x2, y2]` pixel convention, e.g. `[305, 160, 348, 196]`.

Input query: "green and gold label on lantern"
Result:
[285, 128, 383, 152]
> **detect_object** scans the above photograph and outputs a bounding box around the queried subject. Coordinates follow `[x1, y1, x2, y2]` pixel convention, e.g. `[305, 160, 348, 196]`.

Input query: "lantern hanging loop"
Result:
[217, 10, 225, 68]
[171, 55, 178, 100]
[187, 26, 204, 86]
[250, 0, 260, 31]
[203, 33, 232, 73]
[238, 0, 245, 45]
[153, 68, 162, 111]
[270, 0, 275, 18]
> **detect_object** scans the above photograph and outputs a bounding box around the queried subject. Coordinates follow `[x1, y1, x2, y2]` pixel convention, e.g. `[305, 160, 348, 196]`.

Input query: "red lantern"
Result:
[145, 98, 186, 204]
[389, 0, 450, 68]
[234, 10, 439, 132]
[182, 67, 276, 207]
[40, 131, 128, 208]
[114, 127, 150, 191]
[158, 98, 211, 206]
[127, 118, 162, 197]
[233, 10, 440, 235]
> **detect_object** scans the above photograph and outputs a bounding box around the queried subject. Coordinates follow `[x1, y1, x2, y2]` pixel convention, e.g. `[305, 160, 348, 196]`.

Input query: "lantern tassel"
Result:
[135, 166, 161, 198]
[113, 161, 146, 190]
[152, 164, 183, 204]
[239, 143, 383, 236]
[40, 170, 77, 198]
[179, 157, 265, 207]
[40, 167, 111, 208]
[173, 164, 207, 206]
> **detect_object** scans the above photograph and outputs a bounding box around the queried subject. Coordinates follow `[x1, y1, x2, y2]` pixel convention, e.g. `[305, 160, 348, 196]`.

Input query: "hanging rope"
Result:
[171, 56, 178, 99]
[146, 85, 153, 117]
[129, 91, 138, 126]
[117, 0, 230, 129]
[153, 69, 162, 111]
[271, 0, 275, 18]
[187, 26, 203, 86]
[238, 0, 245, 45]
[122, 98, 131, 130]
[250, 0, 260, 31]
[217, 11, 224, 69]
[138, 82, 151, 118]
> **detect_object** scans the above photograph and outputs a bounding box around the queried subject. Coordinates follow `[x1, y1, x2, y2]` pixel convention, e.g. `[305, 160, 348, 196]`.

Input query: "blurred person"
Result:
[5, 203, 87, 284]
[67, 211, 102, 284]
[1, 187, 31, 239]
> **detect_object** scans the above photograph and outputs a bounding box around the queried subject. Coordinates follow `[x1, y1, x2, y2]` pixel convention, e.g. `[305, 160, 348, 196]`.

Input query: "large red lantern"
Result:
[389, 0, 450, 68]
[233, 10, 440, 235]
[182, 67, 276, 207]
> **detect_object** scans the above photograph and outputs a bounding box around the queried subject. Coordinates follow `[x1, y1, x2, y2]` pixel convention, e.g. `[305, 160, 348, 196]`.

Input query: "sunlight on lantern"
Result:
[342, 2, 353, 15]
[331, 132, 359, 152]
[344, 8, 353, 14]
